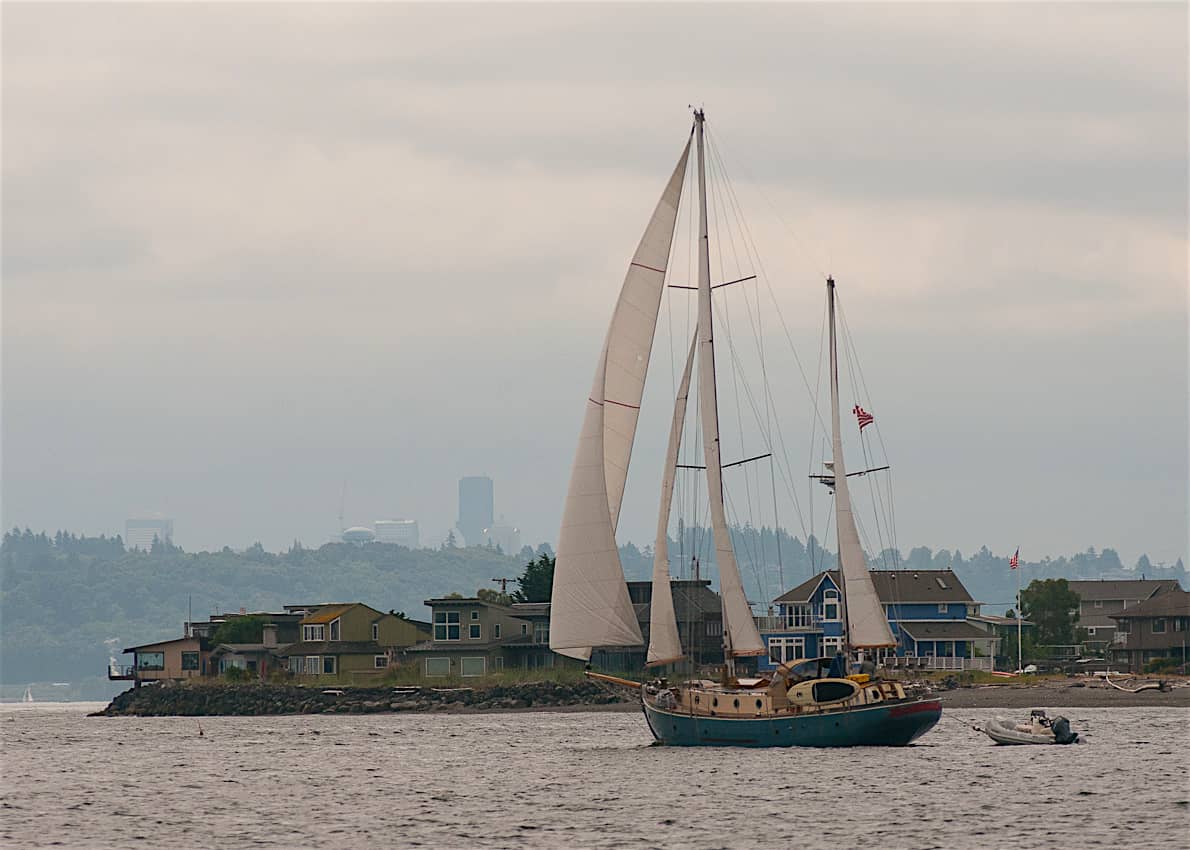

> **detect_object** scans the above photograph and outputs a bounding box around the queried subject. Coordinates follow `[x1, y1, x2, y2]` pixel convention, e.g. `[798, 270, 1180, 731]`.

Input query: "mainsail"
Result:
[645, 333, 698, 667]
[692, 112, 765, 659]
[827, 278, 897, 649]
[549, 138, 692, 660]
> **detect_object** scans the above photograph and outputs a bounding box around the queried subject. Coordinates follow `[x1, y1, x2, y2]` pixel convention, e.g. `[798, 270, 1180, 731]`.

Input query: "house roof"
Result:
[301, 604, 364, 625]
[276, 640, 386, 657]
[969, 614, 1034, 628]
[1067, 579, 1180, 603]
[122, 636, 202, 653]
[209, 643, 276, 656]
[1108, 588, 1190, 620]
[775, 570, 975, 605]
[897, 621, 991, 641]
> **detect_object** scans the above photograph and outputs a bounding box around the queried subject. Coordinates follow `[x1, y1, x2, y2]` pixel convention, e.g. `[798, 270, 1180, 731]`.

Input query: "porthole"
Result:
[694, 695, 700, 704]
[712, 697, 719, 707]
[733, 698, 740, 709]
[756, 699, 763, 709]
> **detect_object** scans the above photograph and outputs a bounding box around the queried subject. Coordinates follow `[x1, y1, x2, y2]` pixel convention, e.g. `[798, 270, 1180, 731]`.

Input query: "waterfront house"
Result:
[111, 636, 209, 685]
[1107, 587, 1190, 672]
[1066, 579, 1180, 651]
[968, 614, 1035, 669]
[757, 570, 994, 672]
[278, 603, 431, 680]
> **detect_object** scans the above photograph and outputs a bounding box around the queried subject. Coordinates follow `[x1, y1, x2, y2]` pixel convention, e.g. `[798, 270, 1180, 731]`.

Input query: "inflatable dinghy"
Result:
[984, 709, 1079, 745]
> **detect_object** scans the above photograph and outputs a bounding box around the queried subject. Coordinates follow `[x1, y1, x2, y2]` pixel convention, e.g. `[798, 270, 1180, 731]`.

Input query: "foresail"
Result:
[604, 141, 692, 530]
[550, 138, 693, 660]
[693, 113, 765, 658]
[646, 333, 697, 667]
[828, 281, 896, 649]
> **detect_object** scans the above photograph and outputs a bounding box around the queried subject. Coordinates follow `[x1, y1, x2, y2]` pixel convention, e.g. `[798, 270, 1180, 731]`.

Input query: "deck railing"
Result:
[753, 615, 825, 632]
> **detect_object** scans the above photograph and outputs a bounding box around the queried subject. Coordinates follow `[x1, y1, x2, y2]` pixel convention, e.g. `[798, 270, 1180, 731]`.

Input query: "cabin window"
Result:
[426, 657, 450, 676]
[322, 656, 336, 675]
[470, 624, 482, 640]
[136, 652, 165, 671]
[823, 590, 840, 621]
[461, 657, 485, 677]
[1152, 618, 1166, 634]
[374, 655, 388, 669]
[812, 680, 857, 703]
[434, 612, 461, 641]
[938, 603, 948, 614]
[329, 618, 340, 641]
[372, 623, 379, 641]
[181, 652, 200, 671]
[302, 624, 325, 642]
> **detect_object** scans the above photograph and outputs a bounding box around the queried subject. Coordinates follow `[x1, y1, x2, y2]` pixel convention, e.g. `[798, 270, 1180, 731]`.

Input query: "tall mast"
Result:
[827, 276, 897, 656]
[693, 109, 766, 676]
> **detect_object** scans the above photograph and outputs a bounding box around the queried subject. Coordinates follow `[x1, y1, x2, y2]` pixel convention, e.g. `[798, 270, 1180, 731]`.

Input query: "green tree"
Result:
[1021, 578, 1080, 646]
[512, 554, 555, 603]
[477, 587, 513, 606]
[210, 615, 267, 645]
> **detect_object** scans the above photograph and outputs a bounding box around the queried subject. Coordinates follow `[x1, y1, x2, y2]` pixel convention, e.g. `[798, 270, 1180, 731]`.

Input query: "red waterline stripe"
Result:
[889, 700, 942, 718]
[630, 262, 666, 274]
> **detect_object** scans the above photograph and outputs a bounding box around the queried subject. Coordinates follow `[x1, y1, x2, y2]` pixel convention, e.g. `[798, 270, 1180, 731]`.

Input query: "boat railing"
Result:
[886, 656, 991, 671]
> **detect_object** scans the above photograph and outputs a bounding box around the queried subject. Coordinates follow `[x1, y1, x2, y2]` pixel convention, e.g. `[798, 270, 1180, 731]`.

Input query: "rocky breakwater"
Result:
[92, 680, 633, 717]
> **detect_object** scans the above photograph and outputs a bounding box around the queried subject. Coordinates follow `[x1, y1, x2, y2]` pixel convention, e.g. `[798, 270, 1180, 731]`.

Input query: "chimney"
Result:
[262, 623, 278, 648]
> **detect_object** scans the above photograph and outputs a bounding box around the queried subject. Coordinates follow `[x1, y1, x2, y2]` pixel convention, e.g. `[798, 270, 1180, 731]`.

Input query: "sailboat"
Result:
[22, 686, 34, 703]
[549, 110, 941, 747]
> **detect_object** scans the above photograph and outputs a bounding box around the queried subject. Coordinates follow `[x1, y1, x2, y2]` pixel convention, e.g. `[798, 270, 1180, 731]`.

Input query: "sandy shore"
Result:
[936, 681, 1190, 709]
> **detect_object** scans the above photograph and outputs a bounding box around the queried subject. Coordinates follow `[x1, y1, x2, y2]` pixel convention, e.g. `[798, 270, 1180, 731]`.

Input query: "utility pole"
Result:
[492, 577, 515, 593]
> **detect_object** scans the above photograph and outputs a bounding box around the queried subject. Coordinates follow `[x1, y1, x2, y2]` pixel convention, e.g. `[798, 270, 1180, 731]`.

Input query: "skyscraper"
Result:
[125, 517, 174, 551]
[457, 476, 493, 548]
[374, 519, 419, 548]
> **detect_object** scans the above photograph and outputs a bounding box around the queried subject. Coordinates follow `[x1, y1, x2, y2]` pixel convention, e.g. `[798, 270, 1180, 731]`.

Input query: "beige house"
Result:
[112, 636, 208, 685]
[278, 603, 431, 680]
[1067, 579, 1180, 648]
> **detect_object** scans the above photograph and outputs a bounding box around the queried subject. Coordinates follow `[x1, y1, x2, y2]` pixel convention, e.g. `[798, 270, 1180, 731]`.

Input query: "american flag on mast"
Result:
[853, 405, 874, 430]
[1009, 548, 1020, 570]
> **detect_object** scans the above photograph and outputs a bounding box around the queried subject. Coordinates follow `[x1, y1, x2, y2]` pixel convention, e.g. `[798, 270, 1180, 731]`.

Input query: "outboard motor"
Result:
[1051, 716, 1078, 745]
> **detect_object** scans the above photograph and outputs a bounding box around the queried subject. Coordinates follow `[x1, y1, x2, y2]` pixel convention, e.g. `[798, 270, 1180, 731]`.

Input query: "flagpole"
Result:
[1016, 554, 1022, 673]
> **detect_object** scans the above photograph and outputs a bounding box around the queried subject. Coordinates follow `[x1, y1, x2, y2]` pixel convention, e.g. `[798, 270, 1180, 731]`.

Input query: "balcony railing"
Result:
[885, 656, 991, 672]
[754, 615, 825, 632]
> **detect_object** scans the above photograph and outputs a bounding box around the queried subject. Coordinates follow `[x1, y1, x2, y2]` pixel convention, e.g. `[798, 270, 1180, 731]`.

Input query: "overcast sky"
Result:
[3, 3, 1186, 569]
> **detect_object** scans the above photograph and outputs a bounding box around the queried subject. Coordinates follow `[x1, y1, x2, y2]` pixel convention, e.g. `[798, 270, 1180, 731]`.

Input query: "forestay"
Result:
[549, 138, 693, 660]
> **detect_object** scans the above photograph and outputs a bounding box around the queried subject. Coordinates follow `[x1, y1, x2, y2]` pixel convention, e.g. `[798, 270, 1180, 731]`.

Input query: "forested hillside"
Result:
[1, 528, 1182, 685]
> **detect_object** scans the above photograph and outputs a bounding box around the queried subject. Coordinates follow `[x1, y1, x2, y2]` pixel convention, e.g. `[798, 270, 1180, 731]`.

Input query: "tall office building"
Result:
[457, 476, 493, 548]
[125, 517, 174, 551]
[374, 519, 420, 548]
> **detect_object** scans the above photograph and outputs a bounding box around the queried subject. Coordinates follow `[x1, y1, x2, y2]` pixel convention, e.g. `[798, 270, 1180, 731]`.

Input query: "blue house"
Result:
[756, 570, 996, 672]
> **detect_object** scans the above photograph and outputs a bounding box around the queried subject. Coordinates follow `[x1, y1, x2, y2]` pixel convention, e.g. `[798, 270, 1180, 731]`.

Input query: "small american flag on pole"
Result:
[853, 405, 874, 430]
[1009, 548, 1020, 570]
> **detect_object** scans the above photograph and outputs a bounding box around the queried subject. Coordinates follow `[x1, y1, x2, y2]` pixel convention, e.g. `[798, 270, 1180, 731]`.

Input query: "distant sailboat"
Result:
[22, 686, 33, 703]
[550, 110, 941, 747]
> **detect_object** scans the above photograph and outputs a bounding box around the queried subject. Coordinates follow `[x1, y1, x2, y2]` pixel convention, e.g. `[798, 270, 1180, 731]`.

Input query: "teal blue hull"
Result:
[642, 697, 942, 747]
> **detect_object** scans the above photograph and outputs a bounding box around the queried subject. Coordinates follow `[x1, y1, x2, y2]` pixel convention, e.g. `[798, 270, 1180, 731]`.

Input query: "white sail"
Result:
[692, 112, 765, 659]
[550, 139, 692, 660]
[827, 278, 897, 649]
[646, 333, 698, 667]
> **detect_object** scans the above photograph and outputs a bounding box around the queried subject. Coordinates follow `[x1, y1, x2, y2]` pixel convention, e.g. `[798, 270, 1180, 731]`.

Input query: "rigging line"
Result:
[724, 486, 767, 610]
[705, 124, 830, 284]
[706, 126, 832, 443]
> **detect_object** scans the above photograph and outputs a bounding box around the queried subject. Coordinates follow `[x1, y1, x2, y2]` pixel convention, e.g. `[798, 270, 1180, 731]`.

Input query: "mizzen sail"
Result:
[646, 333, 698, 667]
[550, 138, 692, 660]
[827, 278, 897, 649]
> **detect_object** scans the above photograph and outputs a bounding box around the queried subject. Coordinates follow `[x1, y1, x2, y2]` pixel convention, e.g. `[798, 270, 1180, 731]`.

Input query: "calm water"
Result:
[1, 702, 1187, 849]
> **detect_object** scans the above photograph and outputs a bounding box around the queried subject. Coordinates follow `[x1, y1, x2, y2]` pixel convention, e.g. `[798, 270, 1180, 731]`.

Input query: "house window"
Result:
[767, 637, 805, 665]
[470, 624, 482, 639]
[425, 657, 450, 676]
[136, 652, 165, 671]
[374, 655, 388, 669]
[460, 657, 486, 677]
[471, 610, 480, 620]
[329, 619, 340, 641]
[1094, 600, 1103, 608]
[823, 590, 840, 622]
[322, 656, 336, 675]
[534, 623, 549, 644]
[1119, 619, 1131, 634]
[822, 636, 843, 657]
[1152, 618, 1166, 634]
[786, 605, 812, 628]
[938, 603, 948, 614]
[1087, 627, 1097, 636]
[303, 624, 326, 642]
[434, 611, 461, 641]
[495, 656, 504, 670]
[305, 656, 320, 674]
[494, 624, 502, 639]
[372, 623, 379, 641]
[288, 656, 303, 674]
[181, 652, 200, 671]
[706, 620, 722, 636]
[521, 623, 529, 636]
